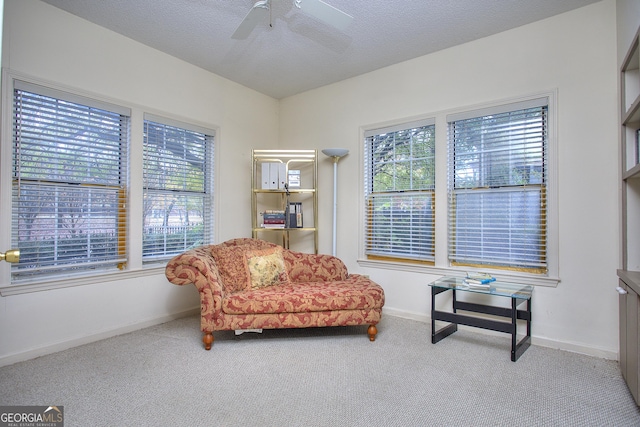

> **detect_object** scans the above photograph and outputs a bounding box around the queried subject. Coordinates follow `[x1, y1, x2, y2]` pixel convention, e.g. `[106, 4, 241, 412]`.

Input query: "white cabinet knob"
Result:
[616, 286, 628, 295]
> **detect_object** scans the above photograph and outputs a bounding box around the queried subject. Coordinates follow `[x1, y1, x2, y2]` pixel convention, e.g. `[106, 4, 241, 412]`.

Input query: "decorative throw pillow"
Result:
[211, 245, 251, 293]
[244, 247, 290, 290]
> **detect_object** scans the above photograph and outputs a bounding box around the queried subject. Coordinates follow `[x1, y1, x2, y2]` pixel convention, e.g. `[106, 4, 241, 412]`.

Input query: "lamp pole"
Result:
[321, 148, 349, 256]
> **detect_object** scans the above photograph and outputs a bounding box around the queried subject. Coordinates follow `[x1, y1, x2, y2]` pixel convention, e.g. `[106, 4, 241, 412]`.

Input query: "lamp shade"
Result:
[322, 148, 349, 158]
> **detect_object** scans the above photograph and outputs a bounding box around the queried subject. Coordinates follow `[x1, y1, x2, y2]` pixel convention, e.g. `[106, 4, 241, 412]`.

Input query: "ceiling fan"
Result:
[232, 0, 353, 39]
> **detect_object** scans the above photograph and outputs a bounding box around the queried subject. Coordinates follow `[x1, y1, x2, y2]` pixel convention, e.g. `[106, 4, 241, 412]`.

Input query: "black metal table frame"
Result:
[431, 286, 532, 361]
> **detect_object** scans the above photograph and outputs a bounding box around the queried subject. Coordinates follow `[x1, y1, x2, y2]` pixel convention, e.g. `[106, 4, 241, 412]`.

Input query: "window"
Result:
[11, 81, 130, 281]
[447, 98, 548, 273]
[142, 115, 214, 263]
[364, 119, 435, 262]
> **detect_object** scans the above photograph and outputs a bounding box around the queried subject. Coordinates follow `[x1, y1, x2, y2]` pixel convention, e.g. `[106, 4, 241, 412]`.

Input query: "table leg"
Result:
[431, 287, 436, 342]
[527, 297, 532, 338]
[431, 286, 458, 344]
[511, 297, 517, 361]
[511, 297, 532, 362]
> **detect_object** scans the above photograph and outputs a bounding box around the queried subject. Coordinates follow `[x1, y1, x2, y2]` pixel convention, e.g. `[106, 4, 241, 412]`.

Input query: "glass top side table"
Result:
[428, 276, 533, 361]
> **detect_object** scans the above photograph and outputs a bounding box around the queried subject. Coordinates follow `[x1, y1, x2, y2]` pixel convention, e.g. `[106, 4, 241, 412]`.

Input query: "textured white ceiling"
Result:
[41, 0, 600, 99]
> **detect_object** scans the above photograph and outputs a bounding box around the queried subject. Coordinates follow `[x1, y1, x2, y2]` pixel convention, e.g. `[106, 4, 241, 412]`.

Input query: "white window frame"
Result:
[0, 71, 220, 295]
[359, 92, 559, 287]
[363, 118, 436, 263]
[8, 78, 131, 284]
[447, 97, 549, 273]
[142, 113, 215, 265]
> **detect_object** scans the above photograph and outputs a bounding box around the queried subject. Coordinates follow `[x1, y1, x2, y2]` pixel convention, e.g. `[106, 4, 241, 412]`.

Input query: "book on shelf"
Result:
[261, 210, 286, 227]
[260, 163, 287, 189]
[462, 279, 491, 289]
[462, 272, 496, 288]
[261, 223, 285, 229]
[277, 163, 287, 189]
[269, 163, 279, 189]
[465, 272, 496, 284]
[288, 202, 303, 228]
[260, 206, 303, 228]
[263, 220, 286, 225]
[263, 210, 285, 218]
[261, 163, 272, 189]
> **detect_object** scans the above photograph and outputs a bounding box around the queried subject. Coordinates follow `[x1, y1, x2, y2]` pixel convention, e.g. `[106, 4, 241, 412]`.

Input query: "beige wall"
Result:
[280, 0, 620, 357]
[0, 0, 627, 363]
[0, 0, 278, 364]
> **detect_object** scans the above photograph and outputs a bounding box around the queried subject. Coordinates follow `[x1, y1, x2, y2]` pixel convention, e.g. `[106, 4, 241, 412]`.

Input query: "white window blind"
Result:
[142, 115, 214, 263]
[364, 119, 435, 262]
[447, 98, 548, 272]
[11, 82, 130, 281]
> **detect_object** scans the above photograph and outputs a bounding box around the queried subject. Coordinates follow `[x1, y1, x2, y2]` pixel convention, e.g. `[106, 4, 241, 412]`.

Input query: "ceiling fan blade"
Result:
[294, 0, 353, 32]
[232, 0, 270, 39]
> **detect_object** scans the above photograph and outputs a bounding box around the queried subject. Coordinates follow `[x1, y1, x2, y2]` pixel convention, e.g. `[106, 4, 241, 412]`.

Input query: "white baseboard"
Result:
[530, 336, 617, 360]
[382, 306, 429, 323]
[0, 308, 199, 368]
[2, 306, 618, 367]
[382, 307, 618, 361]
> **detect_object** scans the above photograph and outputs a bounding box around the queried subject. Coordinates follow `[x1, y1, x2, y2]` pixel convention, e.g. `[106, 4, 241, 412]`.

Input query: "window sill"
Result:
[357, 258, 560, 288]
[0, 266, 167, 296]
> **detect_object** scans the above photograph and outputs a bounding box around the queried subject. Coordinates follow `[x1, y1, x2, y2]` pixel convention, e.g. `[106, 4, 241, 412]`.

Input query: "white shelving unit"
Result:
[618, 25, 640, 407]
[251, 149, 318, 254]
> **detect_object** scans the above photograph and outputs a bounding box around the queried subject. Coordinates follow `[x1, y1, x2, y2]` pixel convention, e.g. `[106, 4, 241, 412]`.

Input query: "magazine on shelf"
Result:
[288, 170, 301, 188]
[463, 272, 496, 288]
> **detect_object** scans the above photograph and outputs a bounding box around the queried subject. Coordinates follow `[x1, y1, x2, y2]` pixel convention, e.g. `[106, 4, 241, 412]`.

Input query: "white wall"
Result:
[0, 0, 279, 365]
[0, 0, 624, 363]
[280, 0, 620, 358]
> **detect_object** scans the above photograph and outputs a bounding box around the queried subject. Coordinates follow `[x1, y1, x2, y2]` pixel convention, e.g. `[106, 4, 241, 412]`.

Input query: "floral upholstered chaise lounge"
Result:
[165, 238, 385, 349]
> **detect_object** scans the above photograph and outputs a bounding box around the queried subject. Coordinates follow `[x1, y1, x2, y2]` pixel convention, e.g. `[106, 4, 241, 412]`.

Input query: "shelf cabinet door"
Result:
[620, 279, 640, 405]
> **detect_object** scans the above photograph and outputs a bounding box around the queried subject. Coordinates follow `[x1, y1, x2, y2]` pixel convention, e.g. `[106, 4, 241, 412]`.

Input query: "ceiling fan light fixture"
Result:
[231, 0, 271, 39]
[232, 0, 352, 40]
[294, 0, 353, 32]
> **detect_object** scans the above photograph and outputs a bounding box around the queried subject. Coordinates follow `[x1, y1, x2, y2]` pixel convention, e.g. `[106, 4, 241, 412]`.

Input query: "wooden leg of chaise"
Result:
[367, 325, 378, 342]
[203, 332, 214, 350]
